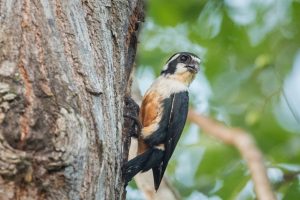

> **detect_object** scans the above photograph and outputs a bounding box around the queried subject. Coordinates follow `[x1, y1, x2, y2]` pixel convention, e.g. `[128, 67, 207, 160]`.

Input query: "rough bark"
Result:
[0, 0, 144, 199]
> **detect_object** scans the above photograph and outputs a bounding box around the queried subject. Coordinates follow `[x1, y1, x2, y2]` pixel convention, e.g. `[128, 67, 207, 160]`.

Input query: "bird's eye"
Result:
[180, 55, 188, 62]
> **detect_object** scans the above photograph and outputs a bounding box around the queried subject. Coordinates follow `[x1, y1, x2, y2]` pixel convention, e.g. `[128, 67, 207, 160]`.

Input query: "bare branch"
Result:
[188, 110, 276, 200]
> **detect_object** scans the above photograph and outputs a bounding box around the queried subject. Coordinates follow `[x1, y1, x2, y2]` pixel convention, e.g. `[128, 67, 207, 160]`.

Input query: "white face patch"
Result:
[191, 55, 201, 64]
[167, 53, 180, 64]
[163, 54, 201, 73]
[162, 53, 180, 71]
[174, 56, 200, 74]
[174, 63, 187, 74]
[162, 64, 168, 71]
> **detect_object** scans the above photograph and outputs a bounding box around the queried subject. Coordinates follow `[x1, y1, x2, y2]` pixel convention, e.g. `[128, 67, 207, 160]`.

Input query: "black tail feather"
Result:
[142, 148, 164, 172]
[124, 148, 153, 183]
[123, 148, 164, 185]
[152, 166, 163, 191]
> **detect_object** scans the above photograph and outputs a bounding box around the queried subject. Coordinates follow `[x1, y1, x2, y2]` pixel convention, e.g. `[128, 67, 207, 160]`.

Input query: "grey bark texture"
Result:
[0, 0, 144, 199]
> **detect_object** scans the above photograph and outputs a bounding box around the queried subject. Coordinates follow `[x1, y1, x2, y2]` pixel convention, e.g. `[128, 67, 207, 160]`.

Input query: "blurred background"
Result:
[128, 0, 300, 199]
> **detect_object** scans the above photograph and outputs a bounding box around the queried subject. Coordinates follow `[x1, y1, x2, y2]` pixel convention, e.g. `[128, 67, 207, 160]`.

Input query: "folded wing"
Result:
[153, 91, 189, 190]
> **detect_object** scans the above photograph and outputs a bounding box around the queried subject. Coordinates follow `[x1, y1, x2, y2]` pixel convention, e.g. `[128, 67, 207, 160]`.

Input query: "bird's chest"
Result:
[150, 78, 188, 99]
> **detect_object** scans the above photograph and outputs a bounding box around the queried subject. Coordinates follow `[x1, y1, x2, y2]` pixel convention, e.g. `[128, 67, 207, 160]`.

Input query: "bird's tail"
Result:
[123, 148, 164, 184]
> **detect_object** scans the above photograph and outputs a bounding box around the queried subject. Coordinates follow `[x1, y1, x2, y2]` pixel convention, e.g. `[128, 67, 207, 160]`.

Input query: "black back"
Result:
[153, 91, 189, 190]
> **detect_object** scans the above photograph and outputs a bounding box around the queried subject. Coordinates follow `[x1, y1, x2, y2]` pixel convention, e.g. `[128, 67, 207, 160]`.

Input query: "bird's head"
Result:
[161, 52, 201, 85]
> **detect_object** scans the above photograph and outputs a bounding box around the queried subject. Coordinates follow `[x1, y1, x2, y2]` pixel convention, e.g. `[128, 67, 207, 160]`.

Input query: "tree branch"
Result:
[188, 109, 276, 200]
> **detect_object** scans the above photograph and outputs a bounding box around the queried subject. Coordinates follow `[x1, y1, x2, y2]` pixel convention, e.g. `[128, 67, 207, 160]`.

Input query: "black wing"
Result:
[153, 91, 189, 190]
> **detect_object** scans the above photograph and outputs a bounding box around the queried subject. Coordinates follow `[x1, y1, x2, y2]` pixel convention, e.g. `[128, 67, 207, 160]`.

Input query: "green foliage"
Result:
[134, 0, 300, 199]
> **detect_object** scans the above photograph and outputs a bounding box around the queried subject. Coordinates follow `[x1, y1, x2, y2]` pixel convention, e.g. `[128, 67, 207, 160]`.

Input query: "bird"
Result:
[124, 52, 201, 190]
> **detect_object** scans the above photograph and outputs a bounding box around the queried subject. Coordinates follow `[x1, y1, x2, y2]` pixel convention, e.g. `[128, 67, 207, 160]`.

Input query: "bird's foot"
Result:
[123, 96, 141, 138]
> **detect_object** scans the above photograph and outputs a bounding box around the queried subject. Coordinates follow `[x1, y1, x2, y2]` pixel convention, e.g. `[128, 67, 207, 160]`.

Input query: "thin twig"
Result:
[188, 110, 276, 200]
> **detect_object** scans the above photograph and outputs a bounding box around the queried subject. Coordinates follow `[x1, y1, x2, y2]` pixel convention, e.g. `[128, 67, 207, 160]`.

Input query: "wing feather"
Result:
[153, 91, 189, 190]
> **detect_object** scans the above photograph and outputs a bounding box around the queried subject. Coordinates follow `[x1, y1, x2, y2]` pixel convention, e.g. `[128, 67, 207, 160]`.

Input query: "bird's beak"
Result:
[186, 64, 199, 73]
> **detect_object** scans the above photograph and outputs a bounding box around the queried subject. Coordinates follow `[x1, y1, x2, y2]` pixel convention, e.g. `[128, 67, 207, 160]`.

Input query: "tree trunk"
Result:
[0, 0, 144, 199]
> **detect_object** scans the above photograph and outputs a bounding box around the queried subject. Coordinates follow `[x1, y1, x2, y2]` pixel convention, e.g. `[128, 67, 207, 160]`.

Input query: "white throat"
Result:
[146, 76, 188, 98]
